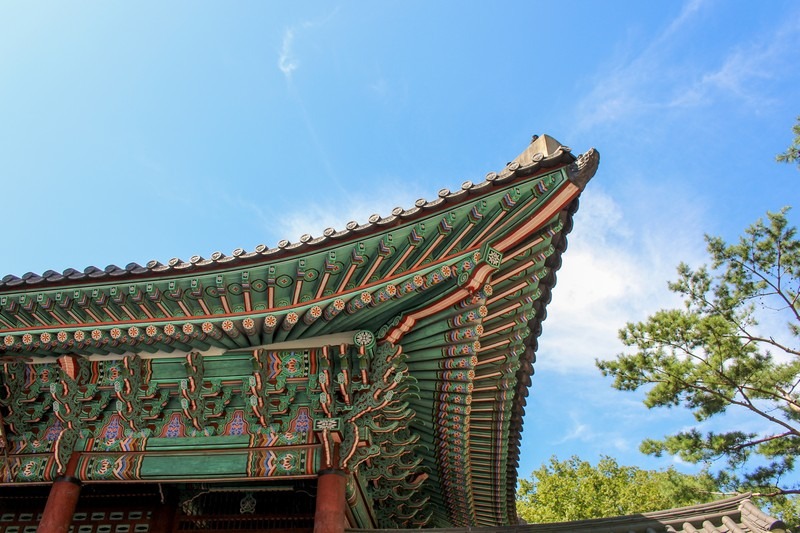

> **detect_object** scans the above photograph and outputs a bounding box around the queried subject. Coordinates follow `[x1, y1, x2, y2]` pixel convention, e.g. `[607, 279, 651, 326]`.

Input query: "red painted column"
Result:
[150, 501, 176, 533]
[314, 468, 347, 533]
[37, 454, 81, 533]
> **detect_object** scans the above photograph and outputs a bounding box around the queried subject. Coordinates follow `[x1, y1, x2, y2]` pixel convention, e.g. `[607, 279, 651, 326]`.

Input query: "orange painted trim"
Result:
[385, 263, 495, 344]
[137, 304, 154, 320]
[411, 233, 445, 269]
[360, 255, 384, 286]
[486, 281, 527, 305]
[176, 302, 192, 318]
[481, 320, 516, 338]
[315, 272, 331, 299]
[492, 183, 579, 252]
[336, 264, 358, 294]
[490, 252, 541, 286]
[467, 211, 507, 250]
[383, 246, 416, 278]
[119, 306, 137, 321]
[441, 222, 476, 258]
[48, 311, 66, 326]
[156, 303, 170, 318]
[293, 280, 304, 305]
[33, 312, 50, 327]
[243, 291, 252, 312]
[482, 186, 549, 245]
[483, 301, 522, 322]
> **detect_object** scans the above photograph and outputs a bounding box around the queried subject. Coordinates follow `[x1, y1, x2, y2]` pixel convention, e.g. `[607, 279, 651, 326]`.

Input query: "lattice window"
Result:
[0, 510, 151, 533]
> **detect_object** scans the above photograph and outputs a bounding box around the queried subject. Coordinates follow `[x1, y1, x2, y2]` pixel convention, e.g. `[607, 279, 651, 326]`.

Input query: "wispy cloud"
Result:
[553, 413, 590, 444]
[553, 411, 632, 454]
[278, 28, 298, 78]
[573, 0, 710, 129]
[659, 0, 705, 43]
[276, 179, 427, 242]
[276, 10, 344, 191]
[218, 182, 426, 255]
[276, 9, 340, 80]
[369, 77, 389, 98]
[671, 17, 800, 110]
[217, 192, 276, 244]
[574, 0, 800, 129]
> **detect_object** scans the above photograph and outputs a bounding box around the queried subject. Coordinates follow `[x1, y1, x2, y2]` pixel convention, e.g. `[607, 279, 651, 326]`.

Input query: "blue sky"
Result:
[1, 2, 799, 482]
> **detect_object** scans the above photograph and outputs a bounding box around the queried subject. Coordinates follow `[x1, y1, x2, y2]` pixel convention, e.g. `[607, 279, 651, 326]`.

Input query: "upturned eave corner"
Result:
[509, 134, 599, 191]
[567, 147, 600, 191]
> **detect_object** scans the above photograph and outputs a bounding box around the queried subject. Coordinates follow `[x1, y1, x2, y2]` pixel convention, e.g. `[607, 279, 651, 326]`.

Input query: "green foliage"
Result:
[776, 116, 800, 169]
[596, 208, 800, 520]
[516, 455, 717, 523]
[765, 496, 800, 532]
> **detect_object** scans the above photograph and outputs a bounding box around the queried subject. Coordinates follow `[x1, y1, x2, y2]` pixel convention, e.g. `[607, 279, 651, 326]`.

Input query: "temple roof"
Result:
[0, 135, 600, 527]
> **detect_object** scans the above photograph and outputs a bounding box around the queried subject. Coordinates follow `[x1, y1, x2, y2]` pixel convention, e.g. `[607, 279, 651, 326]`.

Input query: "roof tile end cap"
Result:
[739, 499, 787, 532]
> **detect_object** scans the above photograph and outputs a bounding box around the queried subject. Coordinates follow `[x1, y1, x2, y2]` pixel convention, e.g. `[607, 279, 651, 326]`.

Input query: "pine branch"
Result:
[731, 431, 794, 450]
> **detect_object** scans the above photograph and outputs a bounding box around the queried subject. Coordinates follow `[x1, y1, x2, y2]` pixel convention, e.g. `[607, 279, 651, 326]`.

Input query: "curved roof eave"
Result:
[0, 136, 592, 292]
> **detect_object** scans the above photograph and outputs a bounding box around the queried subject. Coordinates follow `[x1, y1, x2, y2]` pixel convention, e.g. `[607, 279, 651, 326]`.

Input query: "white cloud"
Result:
[671, 454, 692, 466]
[535, 186, 706, 373]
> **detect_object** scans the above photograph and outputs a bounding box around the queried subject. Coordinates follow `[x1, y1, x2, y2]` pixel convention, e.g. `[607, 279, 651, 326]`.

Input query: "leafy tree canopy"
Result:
[776, 116, 800, 169]
[597, 208, 800, 500]
[516, 455, 717, 523]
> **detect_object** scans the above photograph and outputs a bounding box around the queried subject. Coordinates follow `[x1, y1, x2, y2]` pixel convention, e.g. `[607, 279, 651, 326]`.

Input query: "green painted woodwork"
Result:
[141, 453, 249, 478]
[146, 435, 250, 449]
[0, 138, 600, 528]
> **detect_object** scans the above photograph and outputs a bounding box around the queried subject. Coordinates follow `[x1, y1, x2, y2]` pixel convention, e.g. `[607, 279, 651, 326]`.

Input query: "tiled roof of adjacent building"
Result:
[348, 494, 788, 533]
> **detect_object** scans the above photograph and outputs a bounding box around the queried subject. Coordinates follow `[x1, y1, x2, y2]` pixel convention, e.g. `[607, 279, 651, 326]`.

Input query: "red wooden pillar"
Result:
[150, 504, 176, 533]
[37, 454, 81, 533]
[314, 468, 347, 533]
